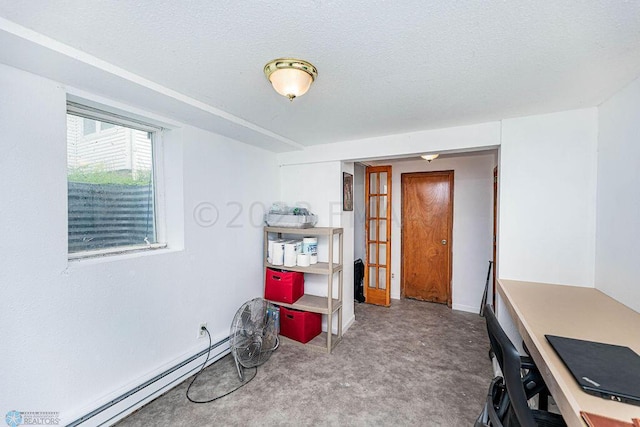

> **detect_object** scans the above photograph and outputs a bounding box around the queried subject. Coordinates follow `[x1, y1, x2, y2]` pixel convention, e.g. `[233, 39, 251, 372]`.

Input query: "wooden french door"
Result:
[401, 171, 453, 305]
[364, 166, 392, 306]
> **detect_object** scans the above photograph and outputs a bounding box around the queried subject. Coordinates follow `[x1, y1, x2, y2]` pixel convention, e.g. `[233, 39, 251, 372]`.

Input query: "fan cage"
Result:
[230, 298, 279, 370]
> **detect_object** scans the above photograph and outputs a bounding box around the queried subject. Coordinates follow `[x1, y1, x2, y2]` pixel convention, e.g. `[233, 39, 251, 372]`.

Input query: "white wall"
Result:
[372, 154, 494, 313]
[279, 161, 355, 332]
[279, 162, 343, 228]
[0, 63, 280, 424]
[499, 108, 598, 287]
[595, 76, 640, 313]
[340, 162, 356, 328]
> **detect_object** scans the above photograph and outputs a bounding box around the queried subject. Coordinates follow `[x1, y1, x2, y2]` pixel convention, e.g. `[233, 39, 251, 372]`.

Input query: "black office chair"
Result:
[476, 376, 509, 426]
[479, 304, 566, 427]
[485, 309, 549, 408]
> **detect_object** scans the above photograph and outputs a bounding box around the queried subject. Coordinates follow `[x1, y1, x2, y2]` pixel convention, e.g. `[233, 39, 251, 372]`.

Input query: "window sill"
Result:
[68, 243, 170, 263]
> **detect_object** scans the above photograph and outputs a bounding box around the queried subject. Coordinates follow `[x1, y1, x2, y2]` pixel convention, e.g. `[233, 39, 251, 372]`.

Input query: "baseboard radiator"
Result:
[67, 337, 230, 427]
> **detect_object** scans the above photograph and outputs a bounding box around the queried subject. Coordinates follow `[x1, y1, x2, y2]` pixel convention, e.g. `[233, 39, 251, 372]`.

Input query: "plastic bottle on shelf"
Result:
[302, 237, 318, 264]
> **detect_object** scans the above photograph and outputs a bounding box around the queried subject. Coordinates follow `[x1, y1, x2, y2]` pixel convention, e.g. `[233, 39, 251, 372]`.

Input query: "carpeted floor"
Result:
[116, 299, 493, 426]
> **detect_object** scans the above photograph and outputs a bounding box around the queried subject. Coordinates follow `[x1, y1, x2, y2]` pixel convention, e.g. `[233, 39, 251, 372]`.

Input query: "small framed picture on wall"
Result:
[343, 172, 353, 211]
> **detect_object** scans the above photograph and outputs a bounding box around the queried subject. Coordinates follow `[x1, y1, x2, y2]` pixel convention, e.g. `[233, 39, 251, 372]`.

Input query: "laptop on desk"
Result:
[545, 335, 640, 407]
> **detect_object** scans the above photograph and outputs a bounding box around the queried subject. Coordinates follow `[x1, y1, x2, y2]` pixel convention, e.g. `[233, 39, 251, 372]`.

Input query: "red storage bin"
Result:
[279, 307, 321, 344]
[264, 268, 304, 304]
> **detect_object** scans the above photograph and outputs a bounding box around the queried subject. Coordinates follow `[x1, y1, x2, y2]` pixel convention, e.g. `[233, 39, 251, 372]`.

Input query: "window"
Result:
[82, 118, 96, 135]
[67, 102, 163, 257]
[82, 117, 116, 135]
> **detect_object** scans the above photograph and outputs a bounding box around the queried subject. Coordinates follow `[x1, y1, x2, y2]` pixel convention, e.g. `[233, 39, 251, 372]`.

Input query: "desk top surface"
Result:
[498, 279, 640, 426]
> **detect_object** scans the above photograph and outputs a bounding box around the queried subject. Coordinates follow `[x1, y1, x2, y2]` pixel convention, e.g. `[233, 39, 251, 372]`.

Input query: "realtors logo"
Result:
[5, 412, 21, 427]
[5, 411, 59, 426]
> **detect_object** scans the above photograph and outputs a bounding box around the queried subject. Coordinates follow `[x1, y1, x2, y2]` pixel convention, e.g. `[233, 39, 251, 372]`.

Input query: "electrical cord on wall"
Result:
[186, 326, 257, 404]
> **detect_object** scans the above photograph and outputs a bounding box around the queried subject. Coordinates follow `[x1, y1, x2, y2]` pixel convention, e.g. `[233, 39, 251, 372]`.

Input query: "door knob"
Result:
[441, 239, 447, 245]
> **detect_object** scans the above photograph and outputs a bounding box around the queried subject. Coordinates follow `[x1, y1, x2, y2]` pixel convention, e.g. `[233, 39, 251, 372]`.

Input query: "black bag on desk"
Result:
[354, 258, 365, 303]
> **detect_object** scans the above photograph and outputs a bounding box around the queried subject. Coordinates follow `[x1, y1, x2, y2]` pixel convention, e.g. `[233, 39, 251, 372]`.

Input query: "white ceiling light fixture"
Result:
[421, 154, 440, 162]
[264, 58, 318, 101]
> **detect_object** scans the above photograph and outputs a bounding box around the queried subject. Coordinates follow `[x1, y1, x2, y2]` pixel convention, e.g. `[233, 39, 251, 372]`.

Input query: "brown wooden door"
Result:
[365, 166, 392, 306]
[401, 171, 453, 305]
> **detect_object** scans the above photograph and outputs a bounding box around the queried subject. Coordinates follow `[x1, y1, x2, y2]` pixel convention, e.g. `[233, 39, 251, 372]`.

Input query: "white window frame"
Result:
[67, 102, 168, 260]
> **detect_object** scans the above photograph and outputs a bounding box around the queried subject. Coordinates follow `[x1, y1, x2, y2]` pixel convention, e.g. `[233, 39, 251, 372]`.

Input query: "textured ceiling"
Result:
[1, 1, 640, 150]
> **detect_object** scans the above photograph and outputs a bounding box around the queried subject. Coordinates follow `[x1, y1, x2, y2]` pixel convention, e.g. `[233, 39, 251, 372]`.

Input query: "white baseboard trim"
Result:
[66, 340, 230, 427]
[452, 303, 480, 314]
[342, 314, 356, 333]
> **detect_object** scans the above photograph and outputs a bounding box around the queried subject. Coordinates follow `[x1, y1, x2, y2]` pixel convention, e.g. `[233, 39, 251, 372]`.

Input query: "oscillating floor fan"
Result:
[229, 298, 279, 381]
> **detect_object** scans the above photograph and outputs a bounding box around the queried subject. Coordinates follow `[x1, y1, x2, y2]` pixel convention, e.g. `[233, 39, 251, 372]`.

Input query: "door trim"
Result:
[400, 171, 454, 306]
[364, 165, 392, 306]
[492, 166, 498, 309]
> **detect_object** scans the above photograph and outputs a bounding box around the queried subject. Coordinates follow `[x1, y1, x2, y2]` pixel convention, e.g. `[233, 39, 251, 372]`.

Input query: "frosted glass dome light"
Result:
[264, 58, 318, 101]
[421, 154, 440, 162]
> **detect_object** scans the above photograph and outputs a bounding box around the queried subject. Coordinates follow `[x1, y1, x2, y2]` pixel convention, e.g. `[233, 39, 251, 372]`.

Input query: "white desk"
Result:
[498, 279, 640, 427]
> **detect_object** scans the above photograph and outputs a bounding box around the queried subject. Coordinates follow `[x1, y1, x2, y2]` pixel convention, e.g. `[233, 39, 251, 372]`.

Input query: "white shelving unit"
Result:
[263, 226, 343, 353]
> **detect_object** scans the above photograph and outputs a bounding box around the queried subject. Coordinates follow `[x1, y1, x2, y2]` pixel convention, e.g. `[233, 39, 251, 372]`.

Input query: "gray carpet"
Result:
[116, 299, 493, 426]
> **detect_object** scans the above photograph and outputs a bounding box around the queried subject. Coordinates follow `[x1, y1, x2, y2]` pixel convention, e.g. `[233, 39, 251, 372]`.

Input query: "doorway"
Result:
[364, 166, 392, 306]
[401, 171, 453, 306]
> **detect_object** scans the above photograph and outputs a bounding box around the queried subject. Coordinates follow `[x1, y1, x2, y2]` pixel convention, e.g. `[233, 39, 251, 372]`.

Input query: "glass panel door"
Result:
[364, 165, 392, 306]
